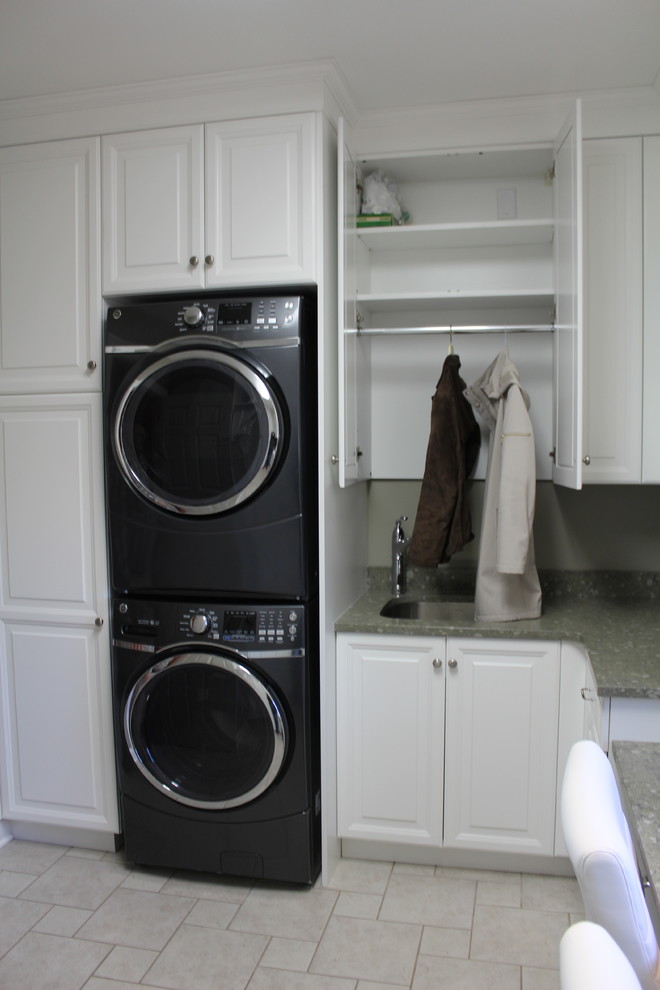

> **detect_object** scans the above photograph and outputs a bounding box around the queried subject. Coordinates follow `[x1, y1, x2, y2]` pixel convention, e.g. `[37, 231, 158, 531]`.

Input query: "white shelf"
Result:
[356, 289, 554, 314]
[355, 219, 554, 251]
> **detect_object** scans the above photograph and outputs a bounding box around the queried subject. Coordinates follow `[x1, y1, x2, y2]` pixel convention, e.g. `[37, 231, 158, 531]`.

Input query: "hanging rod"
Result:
[348, 324, 554, 336]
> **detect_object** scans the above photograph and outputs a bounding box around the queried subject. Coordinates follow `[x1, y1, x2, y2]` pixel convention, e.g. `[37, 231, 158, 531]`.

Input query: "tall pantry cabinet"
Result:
[0, 138, 119, 838]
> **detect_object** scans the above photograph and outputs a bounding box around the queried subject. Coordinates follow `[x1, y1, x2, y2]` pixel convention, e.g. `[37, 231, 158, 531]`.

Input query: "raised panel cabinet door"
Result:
[0, 138, 101, 393]
[102, 125, 204, 293]
[582, 138, 643, 483]
[643, 136, 660, 483]
[0, 620, 118, 831]
[336, 633, 445, 844]
[205, 114, 316, 286]
[553, 99, 584, 490]
[444, 638, 560, 855]
[0, 393, 107, 619]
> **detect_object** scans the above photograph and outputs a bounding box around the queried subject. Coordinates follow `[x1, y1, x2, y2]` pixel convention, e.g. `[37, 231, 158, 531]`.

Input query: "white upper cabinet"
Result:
[643, 136, 660, 483]
[338, 102, 583, 489]
[0, 138, 101, 393]
[552, 101, 584, 489]
[582, 138, 643, 483]
[102, 125, 204, 293]
[102, 114, 317, 294]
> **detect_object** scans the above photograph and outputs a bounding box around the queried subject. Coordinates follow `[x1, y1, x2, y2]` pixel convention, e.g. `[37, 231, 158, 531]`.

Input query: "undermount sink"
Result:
[379, 595, 473, 620]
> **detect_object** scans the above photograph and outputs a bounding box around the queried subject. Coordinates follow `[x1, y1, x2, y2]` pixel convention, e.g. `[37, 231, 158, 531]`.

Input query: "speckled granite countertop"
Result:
[612, 741, 660, 918]
[336, 568, 660, 699]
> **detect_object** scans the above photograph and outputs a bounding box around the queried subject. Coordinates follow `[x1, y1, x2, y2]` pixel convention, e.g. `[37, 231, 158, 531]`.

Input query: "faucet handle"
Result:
[393, 516, 409, 544]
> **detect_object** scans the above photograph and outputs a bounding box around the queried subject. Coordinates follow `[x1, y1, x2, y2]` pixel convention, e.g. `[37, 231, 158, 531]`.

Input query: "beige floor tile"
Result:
[477, 875, 522, 908]
[522, 874, 583, 913]
[95, 944, 159, 982]
[419, 924, 471, 958]
[0, 839, 67, 876]
[333, 889, 383, 919]
[327, 858, 393, 894]
[470, 903, 569, 969]
[356, 982, 409, 990]
[19, 854, 130, 910]
[144, 924, 268, 990]
[412, 954, 521, 989]
[75, 887, 196, 951]
[0, 870, 36, 897]
[379, 873, 476, 929]
[392, 862, 436, 877]
[32, 904, 92, 936]
[310, 914, 421, 984]
[121, 865, 173, 892]
[185, 897, 239, 929]
[0, 931, 111, 990]
[523, 965, 561, 989]
[231, 883, 337, 940]
[0, 895, 51, 956]
[161, 869, 253, 903]
[248, 969, 356, 989]
[260, 936, 317, 971]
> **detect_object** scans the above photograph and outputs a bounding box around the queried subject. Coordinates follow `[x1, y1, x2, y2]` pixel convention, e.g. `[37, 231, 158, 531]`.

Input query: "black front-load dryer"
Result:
[111, 597, 320, 884]
[103, 293, 317, 600]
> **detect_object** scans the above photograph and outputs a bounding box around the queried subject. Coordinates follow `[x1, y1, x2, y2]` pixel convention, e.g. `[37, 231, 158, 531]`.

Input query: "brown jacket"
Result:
[408, 354, 481, 567]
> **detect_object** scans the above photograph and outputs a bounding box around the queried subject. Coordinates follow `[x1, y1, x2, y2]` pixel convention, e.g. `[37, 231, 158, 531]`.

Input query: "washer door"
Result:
[113, 348, 283, 515]
[124, 650, 287, 809]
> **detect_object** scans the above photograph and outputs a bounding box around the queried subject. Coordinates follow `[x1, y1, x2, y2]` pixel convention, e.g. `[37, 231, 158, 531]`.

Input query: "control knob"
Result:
[183, 305, 205, 327]
[190, 612, 210, 634]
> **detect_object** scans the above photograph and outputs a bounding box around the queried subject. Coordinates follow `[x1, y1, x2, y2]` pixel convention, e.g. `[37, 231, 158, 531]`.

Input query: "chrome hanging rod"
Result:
[348, 324, 554, 336]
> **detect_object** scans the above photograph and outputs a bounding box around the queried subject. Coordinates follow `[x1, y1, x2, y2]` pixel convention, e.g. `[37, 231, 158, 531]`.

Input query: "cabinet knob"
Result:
[94, 616, 104, 627]
[432, 657, 442, 669]
[204, 254, 214, 266]
[330, 454, 339, 465]
[87, 360, 97, 372]
[583, 455, 591, 465]
[189, 256, 199, 267]
[448, 657, 458, 669]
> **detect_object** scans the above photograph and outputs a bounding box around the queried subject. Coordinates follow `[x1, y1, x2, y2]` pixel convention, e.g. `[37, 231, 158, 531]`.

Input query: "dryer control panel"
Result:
[112, 599, 306, 658]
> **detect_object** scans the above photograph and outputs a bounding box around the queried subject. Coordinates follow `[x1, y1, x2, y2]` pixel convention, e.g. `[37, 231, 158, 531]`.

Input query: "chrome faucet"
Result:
[391, 516, 411, 597]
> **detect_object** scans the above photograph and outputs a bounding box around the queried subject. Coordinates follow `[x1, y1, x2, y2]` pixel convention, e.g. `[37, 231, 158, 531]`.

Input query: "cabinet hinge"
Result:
[549, 447, 556, 463]
[550, 304, 557, 326]
[545, 164, 555, 185]
[356, 310, 364, 331]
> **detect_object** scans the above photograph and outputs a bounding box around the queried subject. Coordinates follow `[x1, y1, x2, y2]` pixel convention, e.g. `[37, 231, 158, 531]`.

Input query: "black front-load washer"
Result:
[111, 596, 320, 884]
[103, 292, 317, 600]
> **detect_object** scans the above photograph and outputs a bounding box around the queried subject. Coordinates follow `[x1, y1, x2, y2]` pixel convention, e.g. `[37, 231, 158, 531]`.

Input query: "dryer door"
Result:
[124, 649, 288, 809]
[112, 348, 284, 515]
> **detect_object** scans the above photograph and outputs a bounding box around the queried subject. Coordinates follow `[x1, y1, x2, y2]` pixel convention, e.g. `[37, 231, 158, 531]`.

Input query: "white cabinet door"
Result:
[0, 620, 118, 831]
[643, 136, 660, 483]
[582, 139, 643, 483]
[336, 633, 445, 844]
[205, 114, 316, 287]
[553, 100, 584, 489]
[337, 117, 370, 487]
[0, 394, 107, 619]
[102, 125, 205, 293]
[0, 138, 101, 393]
[444, 638, 560, 855]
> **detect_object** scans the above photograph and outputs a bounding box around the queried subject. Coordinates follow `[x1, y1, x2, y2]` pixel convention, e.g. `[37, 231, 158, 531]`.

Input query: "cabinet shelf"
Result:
[354, 219, 554, 251]
[356, 288, 554, 314]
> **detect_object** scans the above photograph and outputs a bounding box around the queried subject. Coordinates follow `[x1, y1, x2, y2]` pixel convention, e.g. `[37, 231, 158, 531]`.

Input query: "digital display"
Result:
[223, 611, 257, 641]
[217, 302, 252, 326]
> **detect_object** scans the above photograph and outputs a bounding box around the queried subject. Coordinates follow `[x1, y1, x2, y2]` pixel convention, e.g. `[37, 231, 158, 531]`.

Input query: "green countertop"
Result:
[336, 569, 660, 699]
[612, 741, 660, 919]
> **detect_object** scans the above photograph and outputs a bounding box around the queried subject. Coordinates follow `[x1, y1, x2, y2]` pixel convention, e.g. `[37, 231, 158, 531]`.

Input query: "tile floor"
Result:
[0, 839, 584, 990]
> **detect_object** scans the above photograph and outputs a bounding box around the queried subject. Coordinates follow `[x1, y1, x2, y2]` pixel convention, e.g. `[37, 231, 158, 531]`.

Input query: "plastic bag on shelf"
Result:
[360, 169, 407, 224]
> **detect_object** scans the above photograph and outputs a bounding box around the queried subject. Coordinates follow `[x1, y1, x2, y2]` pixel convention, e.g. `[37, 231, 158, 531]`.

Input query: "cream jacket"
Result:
[464, 351, 542, 622]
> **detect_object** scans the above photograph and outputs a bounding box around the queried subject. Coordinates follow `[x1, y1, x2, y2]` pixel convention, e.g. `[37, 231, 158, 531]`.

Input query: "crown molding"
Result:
[0, 59, 357, 146]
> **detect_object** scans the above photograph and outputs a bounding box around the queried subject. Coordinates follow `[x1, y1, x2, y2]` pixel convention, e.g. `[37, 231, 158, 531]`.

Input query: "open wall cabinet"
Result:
[338, 103, 583, 490]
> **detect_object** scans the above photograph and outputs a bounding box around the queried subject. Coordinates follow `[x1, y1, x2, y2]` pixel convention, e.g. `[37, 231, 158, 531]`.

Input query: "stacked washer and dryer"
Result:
[103, 292, 320, 884]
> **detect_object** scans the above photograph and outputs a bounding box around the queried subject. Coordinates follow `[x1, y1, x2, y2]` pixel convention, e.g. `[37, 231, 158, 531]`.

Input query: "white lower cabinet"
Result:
[0, 621, 117, 831]
[0, 392, 118, 833]
[337, 633, 562, 857]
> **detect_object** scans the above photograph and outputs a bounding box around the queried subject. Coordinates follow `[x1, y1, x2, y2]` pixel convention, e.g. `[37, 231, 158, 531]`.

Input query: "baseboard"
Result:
[8, 820, 121, 853]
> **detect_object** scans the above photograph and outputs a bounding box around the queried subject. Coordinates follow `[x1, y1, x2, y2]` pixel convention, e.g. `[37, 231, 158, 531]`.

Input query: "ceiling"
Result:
[1, 0, 659, 112]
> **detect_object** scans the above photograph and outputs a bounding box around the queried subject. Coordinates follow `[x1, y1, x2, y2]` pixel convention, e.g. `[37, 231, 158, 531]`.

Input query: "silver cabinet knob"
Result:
[204, 254, 214, 266]
[448, 657, 458, 669]
[87, 360, 97, 372]
[583, 455, 591, 465]
[432, 657, 442, 669]
[94, 616, 104, 627]
[189, 256, 199, 267]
